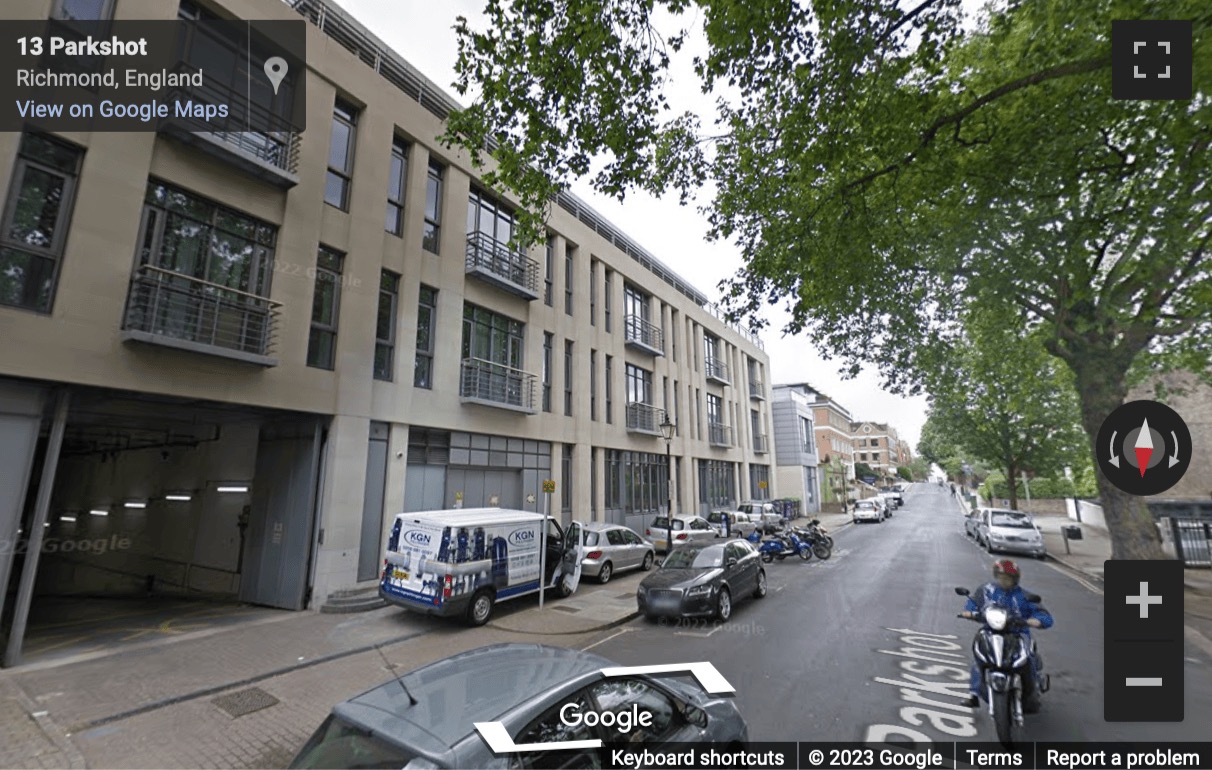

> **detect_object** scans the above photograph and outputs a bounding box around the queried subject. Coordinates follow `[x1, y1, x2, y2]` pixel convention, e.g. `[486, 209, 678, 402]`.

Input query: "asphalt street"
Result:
[584, 482, 1212, 743]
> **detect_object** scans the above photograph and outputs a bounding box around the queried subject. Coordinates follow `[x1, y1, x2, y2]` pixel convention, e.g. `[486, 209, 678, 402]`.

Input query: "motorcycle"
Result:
[796, 519, 834, 550]
[747, 529, 812, 562]
[954, 586, 1050, 746]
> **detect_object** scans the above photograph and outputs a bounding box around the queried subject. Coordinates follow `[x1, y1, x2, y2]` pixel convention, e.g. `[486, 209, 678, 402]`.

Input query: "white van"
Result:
[378, 508, 584, 626]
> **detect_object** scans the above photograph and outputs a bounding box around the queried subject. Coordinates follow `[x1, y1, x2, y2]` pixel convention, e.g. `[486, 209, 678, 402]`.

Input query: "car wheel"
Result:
[466, 589, 494, 627]
[754, 570, 767, 599]
[716, 587, 732, 621]
[641, 552, 655, 571]
[598, 562, 613, 584]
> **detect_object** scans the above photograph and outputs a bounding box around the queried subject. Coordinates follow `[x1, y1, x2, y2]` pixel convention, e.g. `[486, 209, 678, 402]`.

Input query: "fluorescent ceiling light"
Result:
[124, 501, 147, 509]
[60, 516, 76, 523]
[216, 485, 249, 493]
[90, 509, 109, 517]
[165, 494, 192, 502]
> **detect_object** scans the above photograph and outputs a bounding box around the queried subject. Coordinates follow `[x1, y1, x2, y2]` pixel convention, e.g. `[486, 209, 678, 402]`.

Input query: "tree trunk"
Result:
[1006, 461, 1018, 510]
[1070, 352, 1167, 560]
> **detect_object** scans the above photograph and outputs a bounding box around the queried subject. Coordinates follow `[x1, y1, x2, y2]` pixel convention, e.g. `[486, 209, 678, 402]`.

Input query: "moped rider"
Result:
[960, 559, 1052, 711]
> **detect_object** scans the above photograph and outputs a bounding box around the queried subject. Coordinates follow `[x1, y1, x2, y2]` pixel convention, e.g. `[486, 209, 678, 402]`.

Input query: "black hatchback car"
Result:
[636, 540, 766, 622]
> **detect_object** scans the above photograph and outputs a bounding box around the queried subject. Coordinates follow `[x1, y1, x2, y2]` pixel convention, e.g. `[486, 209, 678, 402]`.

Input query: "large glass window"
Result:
[0, 133, 82, 312]
[542, 332, 553, 412]
[544, 234, 554, 306]
[423, 160, 443, 253]
[698, 460, 736, 507]
[626, 364, 652, 405]
[624, 283, 649, 321]
[325, 99, 357, 210]
[707, 393, 723, 425]
[604, 450, 669, 514]
[563, 339, 574, 416]
[564, 245, 575, 315]
[750, 465, 771, 500]
[414, 285, 437, 388]
[562, 444, 574, 514]
[590, 350, 598, 421]
[604, 269, 613, 332]
[385, 136, 409, 235]
[461, 303, 523, 369]
[605, 355, 613, 424]
[307, 246, 343, 370]
[466, 188, 515, 245]
[374, 270, 399, 380]
[590, 260, 597, 326]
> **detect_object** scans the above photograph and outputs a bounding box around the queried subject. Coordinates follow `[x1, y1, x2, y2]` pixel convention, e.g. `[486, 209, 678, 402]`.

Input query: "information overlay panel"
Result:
[582, 743, 1212, 770]
[0, 18, 305, 133]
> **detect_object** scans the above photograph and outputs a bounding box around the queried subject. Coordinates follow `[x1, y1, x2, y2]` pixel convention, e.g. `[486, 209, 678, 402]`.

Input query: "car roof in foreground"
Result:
[334, 644, 613, 752]
[584, 521, 626, 531]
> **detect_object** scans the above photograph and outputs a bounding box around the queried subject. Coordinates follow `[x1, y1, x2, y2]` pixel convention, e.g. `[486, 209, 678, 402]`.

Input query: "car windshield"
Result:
[583, 531, 600, 546]
[991, 513, 1034, 529]
[662, 545, 724, 569]
[289, 715, 415, 769]
[650, 517, 684, 530]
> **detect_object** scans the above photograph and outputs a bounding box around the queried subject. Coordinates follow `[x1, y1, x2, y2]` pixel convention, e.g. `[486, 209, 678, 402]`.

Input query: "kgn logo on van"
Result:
[404, 530, 432, 546]
[508, 528, 536, 547]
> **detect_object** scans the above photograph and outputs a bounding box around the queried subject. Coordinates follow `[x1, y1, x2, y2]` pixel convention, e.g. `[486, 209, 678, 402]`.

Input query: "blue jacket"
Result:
[965, 583, 1054, 633]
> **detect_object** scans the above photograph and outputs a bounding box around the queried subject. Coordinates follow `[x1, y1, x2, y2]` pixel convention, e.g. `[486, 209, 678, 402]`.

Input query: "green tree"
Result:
[896, 466, 914, 481]
[445, 1, 1212, 558]
[924, 312, 1087, 509]
[854, 462, 876, 482]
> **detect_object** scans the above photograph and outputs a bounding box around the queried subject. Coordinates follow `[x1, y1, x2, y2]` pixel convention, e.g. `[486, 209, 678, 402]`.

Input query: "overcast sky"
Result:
[330, 0, 930, 451]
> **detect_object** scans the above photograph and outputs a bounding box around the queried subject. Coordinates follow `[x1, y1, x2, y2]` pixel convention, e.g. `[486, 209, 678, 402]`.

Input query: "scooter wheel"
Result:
[761, 553, 774, 564]
[798, 547, 813, 560]
[775, 554, 786, 561]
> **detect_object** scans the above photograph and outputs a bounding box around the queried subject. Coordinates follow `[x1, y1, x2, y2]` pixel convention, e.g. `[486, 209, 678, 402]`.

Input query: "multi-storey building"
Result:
[769, 384, 821, 514]
[0, 0, 775, 646]
[851, 422, 901, 484]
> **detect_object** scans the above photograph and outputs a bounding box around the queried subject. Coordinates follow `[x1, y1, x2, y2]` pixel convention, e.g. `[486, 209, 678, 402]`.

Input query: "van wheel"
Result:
[467, 589, 494, 626]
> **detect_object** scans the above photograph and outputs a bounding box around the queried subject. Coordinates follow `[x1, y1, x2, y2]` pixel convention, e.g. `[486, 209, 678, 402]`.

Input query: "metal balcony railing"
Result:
[708, 422, 732, 447]
[753, 434, 768, 454]
[748, 377, 765, 399]
[624, 314, 664, 355]
[460, 358, 537, 413]
[158, 64, 301, 186]
[465, 231, 541, 299]
[625, 402, 665, 434]
[121, 265, 281, 365]
[705, 356, 730, 384]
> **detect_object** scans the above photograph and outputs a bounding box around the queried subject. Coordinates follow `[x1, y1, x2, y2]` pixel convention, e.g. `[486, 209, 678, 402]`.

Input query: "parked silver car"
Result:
[645, 515, 718, 551]
[581, 523, 655, 584]
[852, 499, 883, 523]
[289, 644, 749, 769]
[976, 508, 1047, 558]
[736, 501, 782, 533]
[706, 510, 758, 538]
[964, 508, 984, 539]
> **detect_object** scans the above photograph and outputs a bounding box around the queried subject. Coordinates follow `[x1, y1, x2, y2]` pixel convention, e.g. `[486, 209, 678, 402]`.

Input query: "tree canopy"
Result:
[444, 0, 1211, 557]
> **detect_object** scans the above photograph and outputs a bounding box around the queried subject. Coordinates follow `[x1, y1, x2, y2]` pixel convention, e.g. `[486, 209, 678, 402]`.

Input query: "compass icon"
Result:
[1096, 400, 1192, 496]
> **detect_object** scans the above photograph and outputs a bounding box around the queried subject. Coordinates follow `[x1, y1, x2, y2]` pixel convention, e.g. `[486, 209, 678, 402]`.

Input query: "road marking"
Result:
[580, 627, 630, 652]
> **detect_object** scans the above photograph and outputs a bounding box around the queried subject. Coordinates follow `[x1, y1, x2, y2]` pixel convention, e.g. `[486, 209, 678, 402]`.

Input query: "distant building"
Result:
[851, 422, 902, 484]
[771, 384, 822, 513]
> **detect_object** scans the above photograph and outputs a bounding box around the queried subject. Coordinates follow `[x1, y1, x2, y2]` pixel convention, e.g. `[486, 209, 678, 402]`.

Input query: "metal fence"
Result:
[1170, 518, 1212, 567]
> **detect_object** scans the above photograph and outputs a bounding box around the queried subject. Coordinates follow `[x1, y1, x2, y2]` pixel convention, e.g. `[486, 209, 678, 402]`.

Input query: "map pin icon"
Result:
[264, 56, 288, 96]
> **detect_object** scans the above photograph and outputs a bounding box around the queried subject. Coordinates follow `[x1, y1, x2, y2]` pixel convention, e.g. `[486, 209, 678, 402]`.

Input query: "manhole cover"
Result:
[552, 605, 581, 613]
[212, 687, 280, 718]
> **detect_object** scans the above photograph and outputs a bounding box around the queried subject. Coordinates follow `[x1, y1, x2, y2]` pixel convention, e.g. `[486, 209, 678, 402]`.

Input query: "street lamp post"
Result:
[660, 413, 676, 559]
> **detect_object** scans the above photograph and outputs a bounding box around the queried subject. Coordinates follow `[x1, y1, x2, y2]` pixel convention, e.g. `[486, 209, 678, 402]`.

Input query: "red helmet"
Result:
[993, 559, 1020, 584]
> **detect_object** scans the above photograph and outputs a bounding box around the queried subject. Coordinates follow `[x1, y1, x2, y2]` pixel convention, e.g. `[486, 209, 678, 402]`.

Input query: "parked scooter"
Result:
[954, 586, 1050, 746]
[747, 529, 811, 562]
[796, 519, 834, 549]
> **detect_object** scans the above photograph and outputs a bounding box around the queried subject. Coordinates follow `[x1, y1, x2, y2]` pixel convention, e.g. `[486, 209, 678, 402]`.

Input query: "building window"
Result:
[325, 99, 357, 210]
[422, 160, 443, 253]
[603, 269, 613, 332]
[706, 393, 723, 426]
[801, 417, 814, 453]
[750, 465, 770, 500]
[590, 350, 598, 421]
[605, 355, 613, 424]
[462, 302, 524, 369]
[385, 136, 409, 235]
[590, 260, 597, 326]
[626, 364, 653, 405]
[53, 0, 114, 19]
[698, 460, 736, 508]
[673, 381, 679, 435]
[374, 270, 400, 380]
[564, 245, 575, 315]
[544, 235, 554, 306]
[564, 339, 574, 416]
[0, 133, 82, 313]
[542, 332, 553, 412]
[467, 187, 516, 246]
[414, 285, 437, 388]
[624, 284, 649, 322]
[562, 445, 574, 514]
[307, 245, 344, 369]
[604, 449, 668, 514]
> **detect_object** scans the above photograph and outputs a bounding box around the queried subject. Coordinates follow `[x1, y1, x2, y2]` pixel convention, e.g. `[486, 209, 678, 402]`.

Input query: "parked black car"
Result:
[636, 540, 767, 622]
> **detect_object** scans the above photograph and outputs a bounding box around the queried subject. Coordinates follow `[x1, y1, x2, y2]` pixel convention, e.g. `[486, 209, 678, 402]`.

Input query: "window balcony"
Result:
[465, 232, 541, 300]
[158, 68, 300, 189]
[748, 377, 765, 400]
[460, 358, 537, 414]
[708, 422, 732, 448]
[121, 266, 281, 366]
[753, 434, 768, 454]
[705, 356, 730, 385]
[625, 402, 666, 435]
[624, 314, 664, 356]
